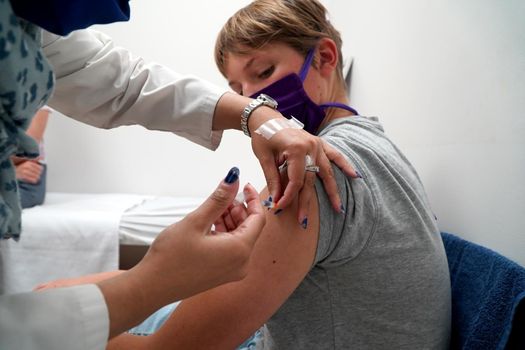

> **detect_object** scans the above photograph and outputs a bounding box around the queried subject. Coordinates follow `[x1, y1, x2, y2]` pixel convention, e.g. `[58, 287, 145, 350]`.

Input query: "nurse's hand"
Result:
[135, 167, 265, 296]
[211, 93, 356, 227]
[97, 167, 266, 338]
[250, 117, 357, 225]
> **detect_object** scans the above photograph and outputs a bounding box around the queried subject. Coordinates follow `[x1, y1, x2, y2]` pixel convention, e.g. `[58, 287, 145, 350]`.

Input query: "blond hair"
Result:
[215, 0, 345, 86]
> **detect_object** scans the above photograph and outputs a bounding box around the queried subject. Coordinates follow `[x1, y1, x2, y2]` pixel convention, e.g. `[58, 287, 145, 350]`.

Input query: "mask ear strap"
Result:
[320, 102, 359, 116]
[298, 48, 316, 81]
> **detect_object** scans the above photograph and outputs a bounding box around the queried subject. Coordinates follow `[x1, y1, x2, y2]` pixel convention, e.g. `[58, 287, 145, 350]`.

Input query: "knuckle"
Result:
[265, 182, 275, 190]
[210, 187, 231, 206]
[183, 211, 202, 230]
[324, 165, 335, 178]
[306, 174, 317, 187]
[304, 140, 316, 153]
[291, 138, 311, 153]
[291, 178, 304, 190]
[310, 137, 319, 149]
[265, 179, 279, 188]
[258, 154, 274, 165]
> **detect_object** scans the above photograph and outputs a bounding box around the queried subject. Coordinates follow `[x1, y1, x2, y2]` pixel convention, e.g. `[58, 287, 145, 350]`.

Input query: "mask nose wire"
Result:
[298, 48, 316, 82]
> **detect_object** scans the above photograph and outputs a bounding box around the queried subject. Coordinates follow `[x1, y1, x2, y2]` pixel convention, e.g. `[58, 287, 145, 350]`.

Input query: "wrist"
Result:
[212, 92, 249, 131]
[248, 106, 283, 135]
[241, 94, 278, 137]
[212, 92, 283, 135]
[97, 269, 156, 338]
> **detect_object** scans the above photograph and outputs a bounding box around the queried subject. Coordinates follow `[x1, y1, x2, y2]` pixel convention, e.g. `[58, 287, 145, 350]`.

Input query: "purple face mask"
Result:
[250, 49, 358, 135]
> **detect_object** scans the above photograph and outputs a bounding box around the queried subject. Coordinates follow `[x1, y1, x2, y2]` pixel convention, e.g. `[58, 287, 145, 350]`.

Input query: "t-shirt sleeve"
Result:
[313, 162, 376, 268]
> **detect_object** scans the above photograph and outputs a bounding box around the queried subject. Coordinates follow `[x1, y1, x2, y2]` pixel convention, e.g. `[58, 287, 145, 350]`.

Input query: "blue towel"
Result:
[441, 232, 525, 349]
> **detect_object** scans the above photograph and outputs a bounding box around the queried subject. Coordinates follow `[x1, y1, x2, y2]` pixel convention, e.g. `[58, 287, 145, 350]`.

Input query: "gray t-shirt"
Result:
[264, 116, 451, 349]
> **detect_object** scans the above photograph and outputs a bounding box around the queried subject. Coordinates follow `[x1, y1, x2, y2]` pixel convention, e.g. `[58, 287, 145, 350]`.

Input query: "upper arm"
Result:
[146, 189, 320, 349]
[42, 29, 109, 79]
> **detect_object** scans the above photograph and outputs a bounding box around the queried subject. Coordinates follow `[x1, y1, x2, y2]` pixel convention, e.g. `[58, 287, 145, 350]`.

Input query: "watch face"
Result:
[258, 94, 278, 108]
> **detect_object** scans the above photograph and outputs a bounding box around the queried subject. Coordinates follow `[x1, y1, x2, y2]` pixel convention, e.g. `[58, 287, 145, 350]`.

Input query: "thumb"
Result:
[190, 167, 240, 230]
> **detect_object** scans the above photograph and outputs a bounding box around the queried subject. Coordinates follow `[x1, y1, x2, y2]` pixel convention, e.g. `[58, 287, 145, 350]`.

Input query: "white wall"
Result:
[46, 0, 525, 265]
[46, 0, 262, 198]
[330, 0, 525, 265]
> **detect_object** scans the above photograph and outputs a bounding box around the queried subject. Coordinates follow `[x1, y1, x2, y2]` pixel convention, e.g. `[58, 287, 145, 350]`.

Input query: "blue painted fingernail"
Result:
[301, 217, 308, 229]
[355, 170, 363, 179]
[340, 203, 346, 214]
[224, 167, 240, 184]
[274, 208, 283, 215]
[266, 196, 273, 210]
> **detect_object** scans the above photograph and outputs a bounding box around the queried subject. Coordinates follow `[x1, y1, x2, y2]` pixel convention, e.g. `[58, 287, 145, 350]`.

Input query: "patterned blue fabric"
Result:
[0, 0, 54, 239]
[127, 301, 264, 348]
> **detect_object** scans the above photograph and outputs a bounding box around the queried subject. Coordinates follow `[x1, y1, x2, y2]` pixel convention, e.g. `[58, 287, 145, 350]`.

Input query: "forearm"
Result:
[107, 333, 149, 350]
[145, 283, 268, 350]
[97, 269, 167, 339]
[35, 270, 125, 291]
[82, 270, 125, 284]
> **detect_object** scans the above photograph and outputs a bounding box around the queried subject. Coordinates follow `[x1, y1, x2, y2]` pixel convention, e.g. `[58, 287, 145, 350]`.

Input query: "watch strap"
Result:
[241, 94, 278, 137]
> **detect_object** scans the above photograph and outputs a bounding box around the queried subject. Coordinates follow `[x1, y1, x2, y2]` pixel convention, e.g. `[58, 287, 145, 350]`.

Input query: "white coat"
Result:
[0, 28, 226, 350]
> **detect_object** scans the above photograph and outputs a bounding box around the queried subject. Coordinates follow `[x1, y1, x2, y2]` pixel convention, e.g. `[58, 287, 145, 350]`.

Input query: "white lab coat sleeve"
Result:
[0, 284, 109, 350]
[42, 29, 227, 150]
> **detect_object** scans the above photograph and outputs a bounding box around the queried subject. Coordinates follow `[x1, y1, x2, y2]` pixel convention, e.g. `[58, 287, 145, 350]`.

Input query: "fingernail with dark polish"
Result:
[340, 203, 346, 214]
[355, 170, 363, 179]
[224, 167, 240, 184]
[301, 217, 308, 229]
[274, 208, 283, 215]
[266, 196, 273, 210]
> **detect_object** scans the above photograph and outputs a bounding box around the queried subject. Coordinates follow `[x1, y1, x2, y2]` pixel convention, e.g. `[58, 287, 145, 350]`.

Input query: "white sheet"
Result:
[0, 193, 148, 294]
[119, 197, 202, 245]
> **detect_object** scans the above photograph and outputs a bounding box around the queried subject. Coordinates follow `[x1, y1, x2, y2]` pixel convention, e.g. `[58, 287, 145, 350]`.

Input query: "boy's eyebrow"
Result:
[227, 57, 257, 87]
[244, 57, 255, 71]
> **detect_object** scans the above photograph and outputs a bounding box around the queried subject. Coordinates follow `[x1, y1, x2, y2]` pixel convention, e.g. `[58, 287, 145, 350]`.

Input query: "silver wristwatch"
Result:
[241, 94, 278, 137]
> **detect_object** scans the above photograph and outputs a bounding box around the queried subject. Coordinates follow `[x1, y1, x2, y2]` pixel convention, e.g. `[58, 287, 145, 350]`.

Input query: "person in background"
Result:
[12, 107, 50, 208]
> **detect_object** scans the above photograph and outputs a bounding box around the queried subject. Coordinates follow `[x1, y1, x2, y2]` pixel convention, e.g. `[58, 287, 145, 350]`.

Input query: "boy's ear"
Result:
[317, 38, 338, 77]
